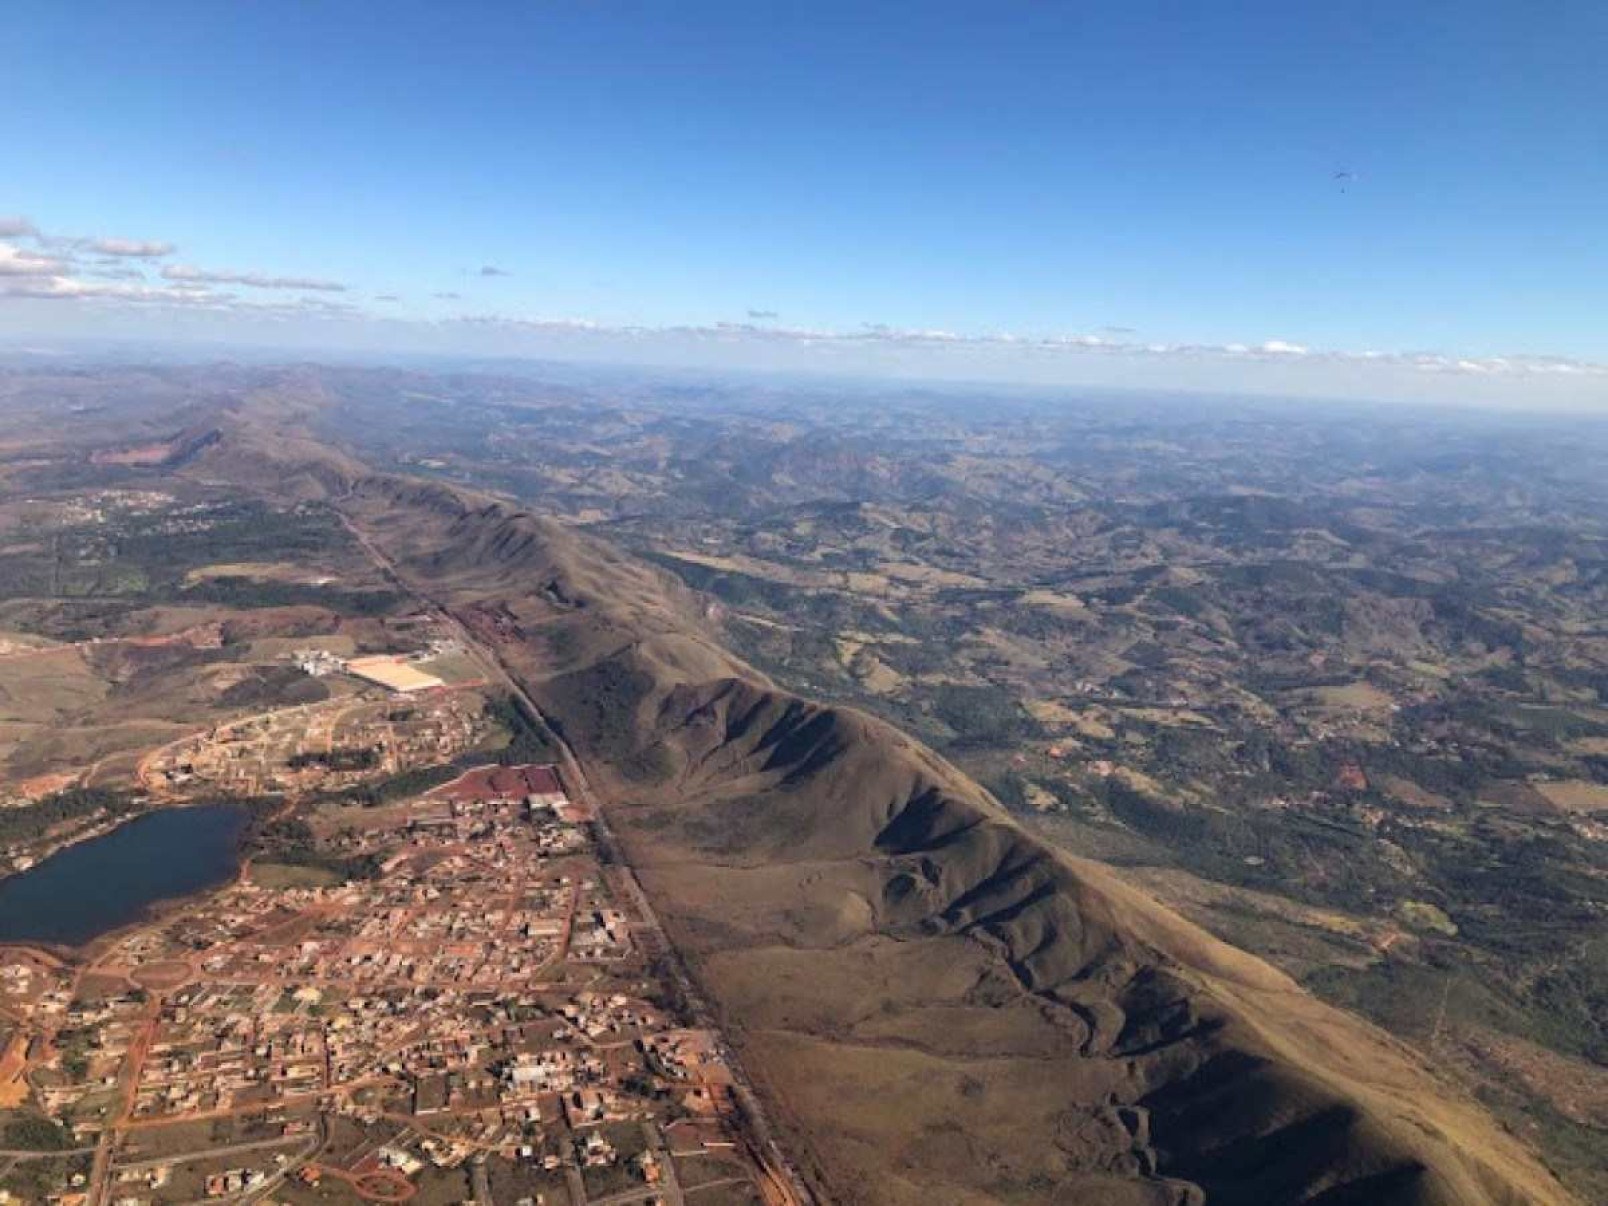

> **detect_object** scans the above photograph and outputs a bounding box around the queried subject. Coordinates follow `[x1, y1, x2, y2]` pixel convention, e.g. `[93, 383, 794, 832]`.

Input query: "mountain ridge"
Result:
[185, 430, 1575, 1205]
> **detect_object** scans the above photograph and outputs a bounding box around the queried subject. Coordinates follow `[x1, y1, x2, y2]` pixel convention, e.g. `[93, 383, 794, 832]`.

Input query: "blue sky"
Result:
[4, 1, 1606, 407]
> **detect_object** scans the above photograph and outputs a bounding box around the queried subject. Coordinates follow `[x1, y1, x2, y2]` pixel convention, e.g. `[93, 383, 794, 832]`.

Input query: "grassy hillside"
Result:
[337, 471, 1575, 1206]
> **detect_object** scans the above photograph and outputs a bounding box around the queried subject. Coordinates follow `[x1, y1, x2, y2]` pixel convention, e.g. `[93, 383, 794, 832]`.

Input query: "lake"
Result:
[0, 803, 249, 947]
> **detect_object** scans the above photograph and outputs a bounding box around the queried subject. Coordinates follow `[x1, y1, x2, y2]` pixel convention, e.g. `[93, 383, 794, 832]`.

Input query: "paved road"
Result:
[341, 508, 813, 1206]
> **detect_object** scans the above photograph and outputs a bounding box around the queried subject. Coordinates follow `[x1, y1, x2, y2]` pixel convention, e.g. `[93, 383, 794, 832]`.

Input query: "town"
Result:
[0, 763, 775, 1206]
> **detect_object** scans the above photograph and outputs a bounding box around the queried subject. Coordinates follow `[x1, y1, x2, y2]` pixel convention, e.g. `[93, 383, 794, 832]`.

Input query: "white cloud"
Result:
[83, 237, 175, 258]
[162, 263, 347, 291]
[459, 313, 600, 333]
[451, 313, 1608, 380]
[4, 213, 1601, 388]
[0, 217, 353, 316]
[2, 275, 215, 303]
[0, 244, 67, 277]
[0, 271, 361, 321]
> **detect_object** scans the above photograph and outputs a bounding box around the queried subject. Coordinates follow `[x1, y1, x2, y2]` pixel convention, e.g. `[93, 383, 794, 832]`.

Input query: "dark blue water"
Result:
[0, 804, 248, 946]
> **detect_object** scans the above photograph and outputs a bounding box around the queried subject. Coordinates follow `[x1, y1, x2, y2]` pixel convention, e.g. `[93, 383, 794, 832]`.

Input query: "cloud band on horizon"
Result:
[4, 213, 1605, 385]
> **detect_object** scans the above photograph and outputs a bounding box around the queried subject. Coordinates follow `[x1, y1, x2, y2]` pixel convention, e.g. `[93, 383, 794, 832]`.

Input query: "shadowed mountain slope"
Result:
[319, 471, 1575, 1206]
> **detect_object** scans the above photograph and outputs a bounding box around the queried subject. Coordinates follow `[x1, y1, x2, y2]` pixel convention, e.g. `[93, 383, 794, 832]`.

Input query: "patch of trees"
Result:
[542, 659, 657, 775]
[1152, 726, 1236, 777]
[1476, 663, 1529, 694]
[1363, 745, 1484, 804]
[288, 747, 379, 772]
[1219, 560, 1332, 593]
[929, 683, 1040, 750]
[220, 666, 329, 708]
[261, 845, 384, 881]
[1529, 947, 1608, 1064]
[247, 817, 382, 881]
[1424, 695, 1604, 755]
[2, 1114, 73, 1151]
[1, 1155, 87, 1203]
[983, 772, 1028, 811]
[313, 762, 466, 809]
[1551, 665, 1608, 704]
[0, 597, 143, 643]
[0, 787, 138, 845]
[1102, 776, 1414, 913]
[1428, 590, 1525, 655]
[639, 549, 858, 631]
[641, 954, 689, 1018]
[1121, 640, 1172, 669]
[115, 502, 346, 587]
[992, 604, 1076, 642]
[1148, 584, 1209, 619]
[641, 553, 775, 609]
[1087, 581, 1147, 606]
[485, 694, 557, 765]
[182, 579, 404, 617]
